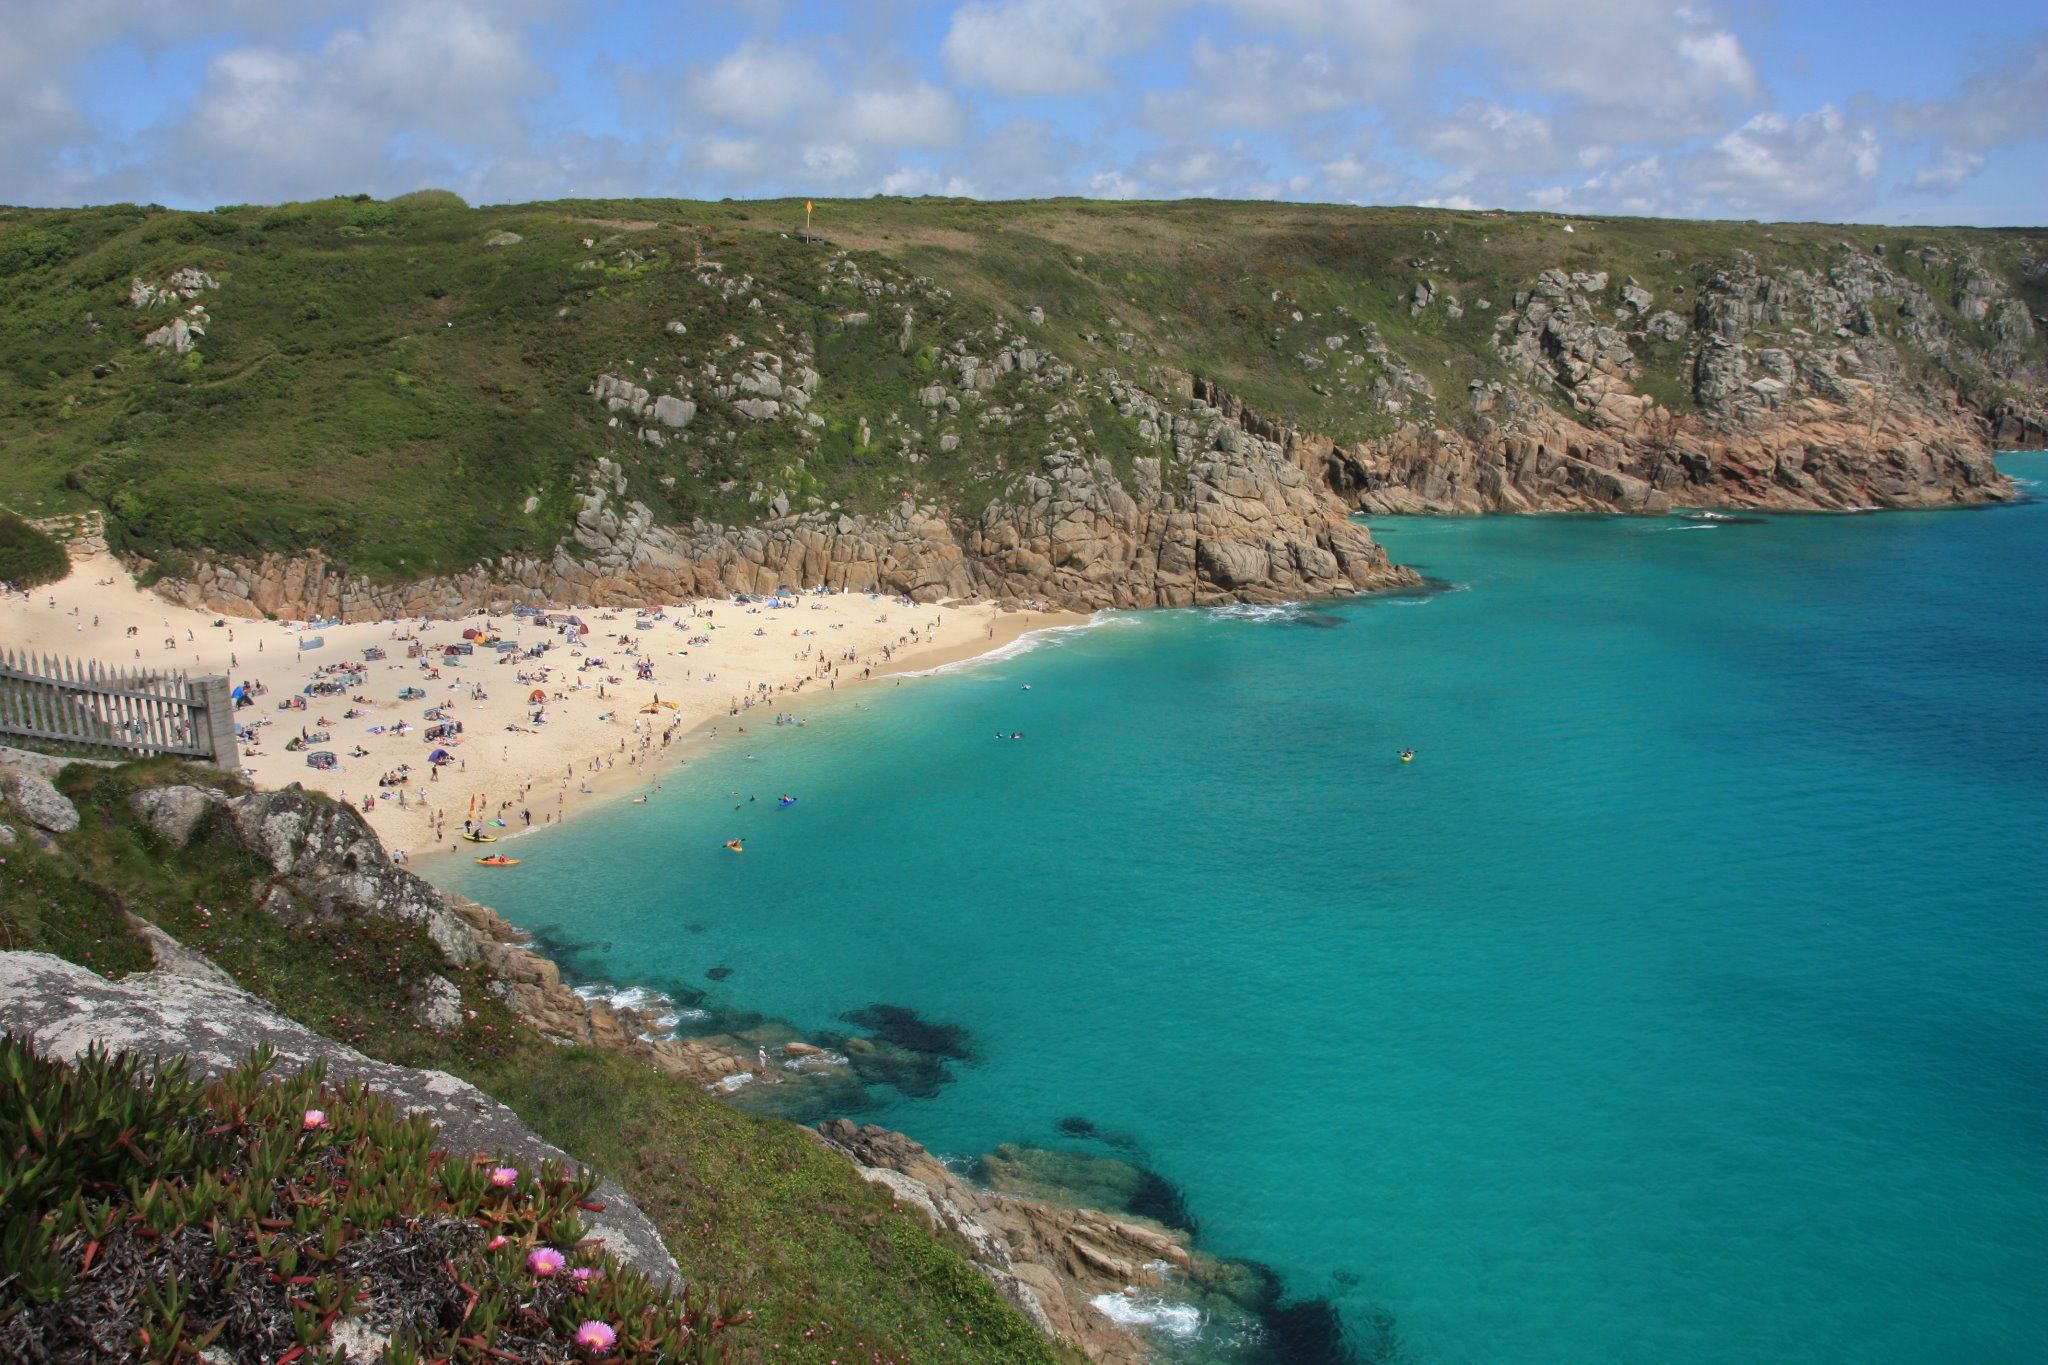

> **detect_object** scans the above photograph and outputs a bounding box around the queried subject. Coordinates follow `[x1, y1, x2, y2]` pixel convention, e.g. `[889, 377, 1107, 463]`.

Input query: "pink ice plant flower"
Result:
[301, 1109, 328, 1131]
[489, 1165, 520, 1188]
[486, 1235, 510, 1251]
[527, 1246, 567, 1277]
[570, 1266, 601, 1290]
[573, 1320, 617, 1353]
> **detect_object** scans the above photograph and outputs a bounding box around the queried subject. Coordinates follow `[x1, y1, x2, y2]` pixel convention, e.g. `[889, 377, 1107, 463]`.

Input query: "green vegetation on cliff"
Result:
[0, 512, 68, 587]
[0, 761, 1065, 1363]
[1, 195, 2041, 583]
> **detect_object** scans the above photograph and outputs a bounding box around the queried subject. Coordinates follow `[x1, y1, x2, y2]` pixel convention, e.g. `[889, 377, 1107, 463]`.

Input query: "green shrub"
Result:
[0, 512, 68, 587]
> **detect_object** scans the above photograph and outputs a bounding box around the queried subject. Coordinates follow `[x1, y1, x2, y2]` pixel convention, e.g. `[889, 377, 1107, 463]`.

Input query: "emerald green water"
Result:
[450, 454, 2048, 1362]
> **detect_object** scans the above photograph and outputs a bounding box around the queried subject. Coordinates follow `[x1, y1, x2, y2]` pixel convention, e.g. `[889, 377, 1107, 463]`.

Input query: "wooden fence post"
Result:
[190, 675, 239, 770]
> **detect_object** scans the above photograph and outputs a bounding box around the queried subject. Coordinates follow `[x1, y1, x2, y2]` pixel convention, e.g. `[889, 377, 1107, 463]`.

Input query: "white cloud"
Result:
[1417, 103, 1562, 180]
[1891, 38, 2048, 151]
[1910, 148, 1986, 194]
[688, 41, 824, 127]
[941, 0, 1171, 95]
[1684, 105, 1882, 217]
[1139, 38, 1349, 132]
[120, 0, 554, 203]
[840, 82, 966, 149]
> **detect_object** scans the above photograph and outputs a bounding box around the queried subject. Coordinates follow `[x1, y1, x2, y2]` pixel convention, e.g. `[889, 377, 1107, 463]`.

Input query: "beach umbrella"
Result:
[529, 688, 546, 703]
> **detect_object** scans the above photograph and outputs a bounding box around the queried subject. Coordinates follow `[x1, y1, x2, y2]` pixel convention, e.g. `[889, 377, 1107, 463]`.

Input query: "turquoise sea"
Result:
[449, 452, 2048, 1363]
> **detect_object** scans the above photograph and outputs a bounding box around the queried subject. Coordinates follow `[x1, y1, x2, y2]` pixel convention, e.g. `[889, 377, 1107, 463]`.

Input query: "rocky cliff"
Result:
[157, 391, 1416, 622]
[7, 198, 2040, 619]
[1288, 250, 2038, 514]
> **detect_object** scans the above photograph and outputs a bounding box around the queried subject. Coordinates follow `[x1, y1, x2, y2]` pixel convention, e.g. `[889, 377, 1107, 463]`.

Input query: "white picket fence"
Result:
[0, 649, 237, 767]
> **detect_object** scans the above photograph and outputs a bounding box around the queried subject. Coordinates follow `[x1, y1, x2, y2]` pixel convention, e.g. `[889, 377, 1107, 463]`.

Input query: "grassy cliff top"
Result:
[2, 193, 2042, 581]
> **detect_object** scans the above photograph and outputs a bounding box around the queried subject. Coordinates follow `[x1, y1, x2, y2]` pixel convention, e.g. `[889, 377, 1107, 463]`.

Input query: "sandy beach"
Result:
[3, 552, 1080, 859]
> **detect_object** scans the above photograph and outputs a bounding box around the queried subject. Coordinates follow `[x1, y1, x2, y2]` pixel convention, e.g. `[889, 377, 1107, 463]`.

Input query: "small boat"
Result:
[632, 796, 649, 804]
[1398, 749, 1415, 763]
[724, 840, 744, 853]
[462, 831, 497, 843]
[476, 855, 520, 866]
[776, 797, 797, 809]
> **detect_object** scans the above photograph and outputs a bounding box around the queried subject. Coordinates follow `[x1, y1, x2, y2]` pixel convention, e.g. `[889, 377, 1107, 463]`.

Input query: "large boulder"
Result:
[0, 951, 680, 1288]
[0, 770, 79, 834]
[215, 789, 478, 965]
[130, 784, 225, 846]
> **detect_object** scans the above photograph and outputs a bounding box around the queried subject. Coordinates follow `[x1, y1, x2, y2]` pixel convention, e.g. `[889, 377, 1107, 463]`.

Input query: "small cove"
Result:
[448, 454, 2048, 1363]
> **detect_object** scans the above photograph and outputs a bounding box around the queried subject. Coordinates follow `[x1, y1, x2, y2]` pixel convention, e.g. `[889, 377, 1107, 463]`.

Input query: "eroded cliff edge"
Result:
[118, 235, 2045, 620]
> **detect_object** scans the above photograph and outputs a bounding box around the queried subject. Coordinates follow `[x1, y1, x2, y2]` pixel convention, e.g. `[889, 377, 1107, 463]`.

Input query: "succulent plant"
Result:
[0, 1034, 744, 1361]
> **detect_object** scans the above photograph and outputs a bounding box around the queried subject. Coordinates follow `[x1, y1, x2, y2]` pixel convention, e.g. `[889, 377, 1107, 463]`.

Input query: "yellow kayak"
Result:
[462, 831, 497, 843]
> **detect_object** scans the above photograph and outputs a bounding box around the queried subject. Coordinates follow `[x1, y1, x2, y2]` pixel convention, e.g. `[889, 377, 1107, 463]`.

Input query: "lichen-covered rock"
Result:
[415, 974, 464, 1030]
[215, 789, 477, 966]
[0, 951, 679, 1288]
[129, 917, 238, 989]
[130, 784, 225, 846]
[817, 1119, 1191, 1364]
[1, 770, 79, 834]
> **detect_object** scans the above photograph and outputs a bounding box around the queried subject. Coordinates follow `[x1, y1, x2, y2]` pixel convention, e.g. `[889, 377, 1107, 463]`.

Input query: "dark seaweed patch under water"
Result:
[808, 1004, 978, 1098]
[705, 965, 733, 981]
[841, 1003, 975, 1060]
[1127, 1166, 1200, 1236]
[1055, 1115, 1141, 1151]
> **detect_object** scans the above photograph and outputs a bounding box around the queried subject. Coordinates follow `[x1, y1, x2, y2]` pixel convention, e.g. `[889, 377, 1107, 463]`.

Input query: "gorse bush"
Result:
[0, 1036, 745, 1361]
[0, 512, 69, 588]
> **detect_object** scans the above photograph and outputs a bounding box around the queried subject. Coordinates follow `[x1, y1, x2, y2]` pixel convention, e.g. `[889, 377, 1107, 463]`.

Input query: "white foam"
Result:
[1090, 1289, 1205, 1341]
[709, 1072, 756, 1093]
[900, 610, 1132, 677]
[572, 983, 699, 1036]
[1205, 602, 1306, 622]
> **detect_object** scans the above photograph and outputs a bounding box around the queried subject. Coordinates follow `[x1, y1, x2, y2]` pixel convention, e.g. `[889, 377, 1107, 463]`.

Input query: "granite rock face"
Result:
[130, 783, 226, 846]
[1320, 248, 2036, 514]
[157, 370, 1417, 621]
[817, 1119, 1193, 1364]
[0, 951, 680, 1288]
[214, 788, 478, 967]
[0, 770, 79, 834]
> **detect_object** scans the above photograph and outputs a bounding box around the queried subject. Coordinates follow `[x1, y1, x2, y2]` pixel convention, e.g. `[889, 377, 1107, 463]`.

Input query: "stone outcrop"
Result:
[157, 424, 1417, 620]
[1310, 247, 2038, 515]
[1, 770, 80, 834]
[0, 950, 681, 1288]
[213, 787, 478, 966]
[817, 1120, 1193, 1363]
[130, 782, 226, 845]
[442, 894, 754, 1086]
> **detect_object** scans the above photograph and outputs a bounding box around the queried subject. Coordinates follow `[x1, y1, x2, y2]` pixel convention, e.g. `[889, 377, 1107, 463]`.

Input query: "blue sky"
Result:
[5, 1, 2044, 224]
